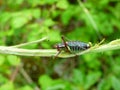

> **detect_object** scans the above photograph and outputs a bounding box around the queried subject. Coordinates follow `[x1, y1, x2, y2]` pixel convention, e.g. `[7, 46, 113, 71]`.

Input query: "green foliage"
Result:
[85, 71, 101, 89]
[7, 55, 20, 66]
[0, 82, 14, 90]
[39, 75, 71, 90]
[0, 0, 120, 90]
[56, 0, 69, 9]
[0, 55, 5, 65]
[83, 54, 101, 70]
[72, 69, 101, 89]
[111, 76, 120, 90]
[18, 85, 33, 90]
[97, 77, 111, 90]
[11, 9, 41, 29]
[0, 74, 8, 84]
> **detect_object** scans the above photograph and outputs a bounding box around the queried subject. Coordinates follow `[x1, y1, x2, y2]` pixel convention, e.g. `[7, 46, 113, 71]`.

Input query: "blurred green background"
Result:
[0, 0, 120, 90]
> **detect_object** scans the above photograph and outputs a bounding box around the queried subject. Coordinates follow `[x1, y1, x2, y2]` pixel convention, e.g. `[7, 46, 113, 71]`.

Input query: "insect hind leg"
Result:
[61, 36, 71, 53]
[54, 50, 62, 59]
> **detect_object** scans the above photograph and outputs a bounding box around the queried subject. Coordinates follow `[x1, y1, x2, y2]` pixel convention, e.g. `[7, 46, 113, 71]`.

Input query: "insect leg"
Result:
[61, 36, 70, 52]
[54, 50, 61, 59]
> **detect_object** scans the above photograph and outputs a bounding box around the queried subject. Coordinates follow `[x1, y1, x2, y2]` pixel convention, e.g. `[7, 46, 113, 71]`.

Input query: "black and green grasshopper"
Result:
[55, 36, 91, 57]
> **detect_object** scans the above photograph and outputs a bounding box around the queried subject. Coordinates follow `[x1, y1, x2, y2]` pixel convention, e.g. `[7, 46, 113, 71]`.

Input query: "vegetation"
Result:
[0, 0, 120, 90]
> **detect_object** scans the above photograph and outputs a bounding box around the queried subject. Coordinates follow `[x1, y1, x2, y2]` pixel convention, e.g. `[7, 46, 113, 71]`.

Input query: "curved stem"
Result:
[11, 37, 48, 48]
[0, 39, 120, 58]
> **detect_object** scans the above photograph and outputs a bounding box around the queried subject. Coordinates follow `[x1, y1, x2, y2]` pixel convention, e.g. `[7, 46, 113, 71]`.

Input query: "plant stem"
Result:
[11, 37, 48, 48]
[0, 39, 120, 58]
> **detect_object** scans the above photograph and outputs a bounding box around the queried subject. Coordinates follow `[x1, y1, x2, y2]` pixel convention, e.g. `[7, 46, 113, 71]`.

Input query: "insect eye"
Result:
[87, 44, 91, 48]
[83, 44, 90, 49]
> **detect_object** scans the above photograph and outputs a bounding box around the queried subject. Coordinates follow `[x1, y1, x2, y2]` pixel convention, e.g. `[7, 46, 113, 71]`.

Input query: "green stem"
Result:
[0, 39, 120, 58]
[11, 37, 48, 48]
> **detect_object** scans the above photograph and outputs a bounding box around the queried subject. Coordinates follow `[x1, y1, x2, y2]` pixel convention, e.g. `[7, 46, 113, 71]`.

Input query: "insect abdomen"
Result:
[67, 41, 90, 52]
